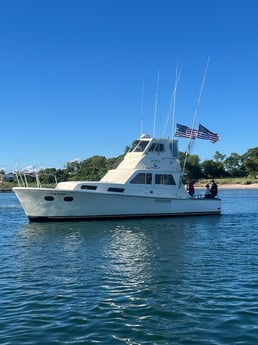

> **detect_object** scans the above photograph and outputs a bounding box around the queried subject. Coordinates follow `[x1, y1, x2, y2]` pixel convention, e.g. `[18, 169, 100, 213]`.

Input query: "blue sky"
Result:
[1, 0, 258, 172]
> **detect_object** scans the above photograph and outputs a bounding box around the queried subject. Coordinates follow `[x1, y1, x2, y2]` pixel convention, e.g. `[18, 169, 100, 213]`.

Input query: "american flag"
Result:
[175, 124, 198, 139]
[197, 124, 220, 143]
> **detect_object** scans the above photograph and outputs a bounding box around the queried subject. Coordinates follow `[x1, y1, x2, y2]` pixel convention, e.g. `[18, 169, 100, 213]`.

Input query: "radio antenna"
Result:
[140, 77, 144, 136]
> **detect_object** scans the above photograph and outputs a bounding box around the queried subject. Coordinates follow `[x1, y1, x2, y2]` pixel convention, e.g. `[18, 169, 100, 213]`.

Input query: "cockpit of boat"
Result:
[129, 137, 179, 158]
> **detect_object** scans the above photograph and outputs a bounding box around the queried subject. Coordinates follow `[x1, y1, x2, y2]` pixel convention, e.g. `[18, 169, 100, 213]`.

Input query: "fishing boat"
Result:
[13, 134, 221, 222]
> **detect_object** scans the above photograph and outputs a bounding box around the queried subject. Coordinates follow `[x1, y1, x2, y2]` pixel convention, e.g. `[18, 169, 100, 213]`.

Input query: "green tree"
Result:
[201, 159, 226, 178]
[38, 167, 69, 185]
[184, 154, 202, 180]
[65, 160, 80, 177]
[241, 147, 258, 178]
[74, 156, 107, 180]
[213, 151, 226, 162]
[224, 152, 244, 177]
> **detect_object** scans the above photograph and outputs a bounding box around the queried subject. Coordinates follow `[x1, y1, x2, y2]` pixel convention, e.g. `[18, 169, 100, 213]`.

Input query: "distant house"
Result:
[0, 173, 15, 183]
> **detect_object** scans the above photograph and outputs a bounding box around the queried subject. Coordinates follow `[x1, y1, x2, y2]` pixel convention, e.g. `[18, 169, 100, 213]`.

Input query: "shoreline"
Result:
[0, 189, 13, 193]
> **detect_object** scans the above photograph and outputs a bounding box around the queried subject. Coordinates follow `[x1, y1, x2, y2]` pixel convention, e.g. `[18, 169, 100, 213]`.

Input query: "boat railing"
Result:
[15, 171, 58, 188]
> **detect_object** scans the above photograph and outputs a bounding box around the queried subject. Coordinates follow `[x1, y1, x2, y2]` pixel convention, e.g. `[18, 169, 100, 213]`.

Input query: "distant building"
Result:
[0, 173, 15, 183]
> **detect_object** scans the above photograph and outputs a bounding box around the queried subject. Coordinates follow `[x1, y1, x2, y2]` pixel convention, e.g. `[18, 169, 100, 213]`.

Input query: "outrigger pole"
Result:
[140, 77, 144, 136]
[163, 64, 183, 139]
[182, 57, 210, 172]
[153, 70, 160, 138]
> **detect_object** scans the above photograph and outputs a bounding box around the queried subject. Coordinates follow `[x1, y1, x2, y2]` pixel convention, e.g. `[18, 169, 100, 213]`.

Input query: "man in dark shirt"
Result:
[210, 180, 218, 197]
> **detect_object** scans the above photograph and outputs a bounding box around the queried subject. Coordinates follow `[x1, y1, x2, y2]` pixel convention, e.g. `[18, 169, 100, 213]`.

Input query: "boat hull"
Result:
[13, 187, 221, 222]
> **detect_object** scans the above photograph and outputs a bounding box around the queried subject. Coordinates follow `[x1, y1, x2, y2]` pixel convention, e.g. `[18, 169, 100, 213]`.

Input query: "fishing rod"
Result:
[161, 64, 184, 139]
[152, 70, 160, 138]
[183, 57, 210, 172]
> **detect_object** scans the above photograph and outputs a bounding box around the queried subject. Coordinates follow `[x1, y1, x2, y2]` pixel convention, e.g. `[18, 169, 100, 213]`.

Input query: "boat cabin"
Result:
[129, 135, 179, 158]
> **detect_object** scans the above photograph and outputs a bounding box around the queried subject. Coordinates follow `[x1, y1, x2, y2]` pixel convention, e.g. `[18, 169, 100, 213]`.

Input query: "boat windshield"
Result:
[129, 140, 149, 152]
[148, 143, 164, 152]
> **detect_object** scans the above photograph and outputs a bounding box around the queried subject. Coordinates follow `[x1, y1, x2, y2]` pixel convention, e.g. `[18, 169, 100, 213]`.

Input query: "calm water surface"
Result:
[1, 190, 258, 344]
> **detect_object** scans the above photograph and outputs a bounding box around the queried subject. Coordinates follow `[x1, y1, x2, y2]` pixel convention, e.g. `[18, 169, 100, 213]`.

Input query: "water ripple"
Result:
[1, 191, 258, 344]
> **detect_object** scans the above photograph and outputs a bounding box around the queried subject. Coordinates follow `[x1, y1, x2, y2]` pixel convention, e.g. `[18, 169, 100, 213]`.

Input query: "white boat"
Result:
[13, 134, 221, 222]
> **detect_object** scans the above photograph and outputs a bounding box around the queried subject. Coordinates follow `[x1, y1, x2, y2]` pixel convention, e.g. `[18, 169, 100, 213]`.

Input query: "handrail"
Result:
[15, 171, 57, 188]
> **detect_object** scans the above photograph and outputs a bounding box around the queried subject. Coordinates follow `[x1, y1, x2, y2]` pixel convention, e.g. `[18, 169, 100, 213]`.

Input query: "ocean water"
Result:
[1, 190, 258, 345]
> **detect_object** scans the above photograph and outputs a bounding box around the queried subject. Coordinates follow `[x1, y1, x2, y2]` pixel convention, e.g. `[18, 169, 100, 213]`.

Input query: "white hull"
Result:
[13, 187, 221, 222]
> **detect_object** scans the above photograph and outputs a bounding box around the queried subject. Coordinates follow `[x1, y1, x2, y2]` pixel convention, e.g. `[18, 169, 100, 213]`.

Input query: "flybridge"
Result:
[101, 136, 182, 184]
[128, 136, 179, 158]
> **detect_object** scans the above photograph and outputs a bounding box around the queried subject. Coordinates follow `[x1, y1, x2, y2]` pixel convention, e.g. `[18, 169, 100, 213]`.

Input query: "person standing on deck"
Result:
[188, 181, 195, 197]
[205, 184, 212, 198]
[210, 180, 218, 197]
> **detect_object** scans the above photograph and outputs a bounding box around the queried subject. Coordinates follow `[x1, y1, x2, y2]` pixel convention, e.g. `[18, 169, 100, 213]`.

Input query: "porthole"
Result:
[44, 196, 54, 201]
[64, 196, 74, 202]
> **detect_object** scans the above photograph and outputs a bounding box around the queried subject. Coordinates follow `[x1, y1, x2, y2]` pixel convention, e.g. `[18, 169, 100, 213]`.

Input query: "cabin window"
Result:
[81, 185, 97, 190]
[64, 196, 74, 202]
[130, 173, 152, 184]
[129, 140, 140, 152]
[44, 196, 54, 201]
[155, 174, 176, 185]
[107, 187, 125, 193]
[130, 140, 149, 152]
[148, 143, 164, 152]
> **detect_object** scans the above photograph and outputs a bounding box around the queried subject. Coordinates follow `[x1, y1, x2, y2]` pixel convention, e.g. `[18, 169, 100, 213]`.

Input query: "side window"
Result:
[155, 174, 162, 184]
[163, 174, 176, 185]
[155, 174, 175, 185]
[81, 185, 97, 190]
[130, 173, 152, 184]
[149, 143, 164, 152]
[130, 173, 145, 184]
